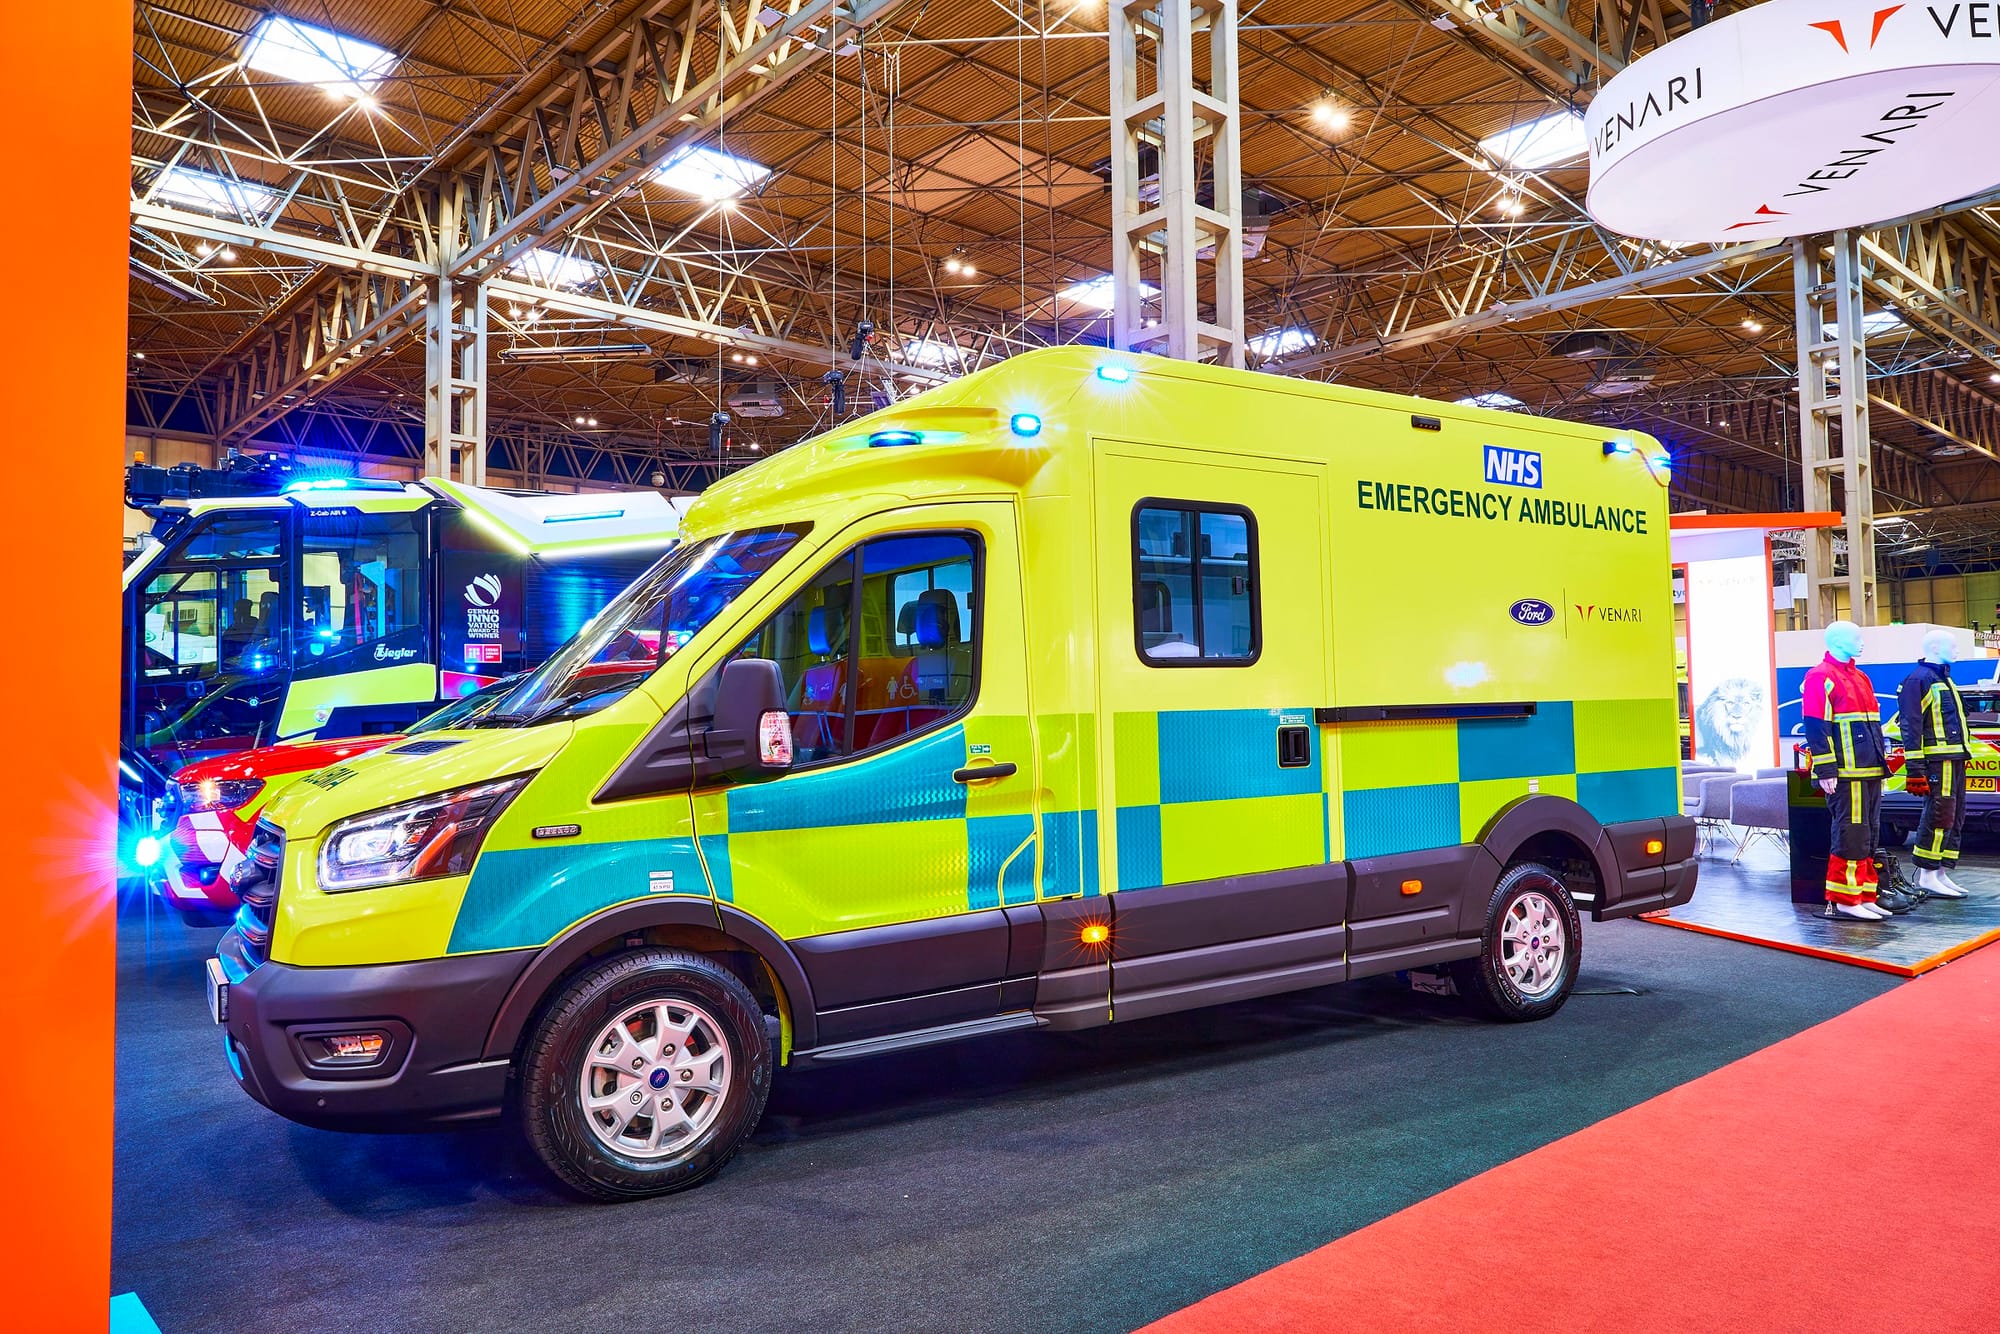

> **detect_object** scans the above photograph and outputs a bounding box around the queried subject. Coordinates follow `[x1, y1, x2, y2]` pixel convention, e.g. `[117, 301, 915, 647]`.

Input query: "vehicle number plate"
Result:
[1969, 777, 1997, 793]
[205, 957, 228, 1025]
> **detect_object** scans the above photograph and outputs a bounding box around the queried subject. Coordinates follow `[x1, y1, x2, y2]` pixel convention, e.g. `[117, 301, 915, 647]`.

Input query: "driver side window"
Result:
[729, 532, 980, 766]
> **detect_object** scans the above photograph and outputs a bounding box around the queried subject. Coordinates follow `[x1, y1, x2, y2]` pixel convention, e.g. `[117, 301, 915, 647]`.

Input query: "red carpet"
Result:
[1144, 945, 2000, 1333]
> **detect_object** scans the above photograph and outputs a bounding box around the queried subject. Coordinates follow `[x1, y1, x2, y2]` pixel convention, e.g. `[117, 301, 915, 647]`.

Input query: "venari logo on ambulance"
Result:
[1585, 0, 2000, 243]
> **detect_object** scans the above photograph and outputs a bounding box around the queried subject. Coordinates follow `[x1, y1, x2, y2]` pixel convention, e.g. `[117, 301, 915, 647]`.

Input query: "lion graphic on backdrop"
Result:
[1693, 677, 1768, 770]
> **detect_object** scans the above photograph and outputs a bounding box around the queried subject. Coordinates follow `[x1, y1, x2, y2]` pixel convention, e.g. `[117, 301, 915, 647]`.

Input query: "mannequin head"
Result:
[1921, 629, 1958, 665]
[1825, 620, 1865, 663]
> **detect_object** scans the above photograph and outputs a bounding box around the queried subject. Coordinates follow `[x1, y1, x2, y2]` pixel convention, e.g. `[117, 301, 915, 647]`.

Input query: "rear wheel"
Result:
[1451, 861, 1581, 1022]
[520, 948, 771, 1201]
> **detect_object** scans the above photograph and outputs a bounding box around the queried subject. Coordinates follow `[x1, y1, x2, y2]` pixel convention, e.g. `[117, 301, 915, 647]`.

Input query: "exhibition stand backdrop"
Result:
[1671, 512, 1838, 773]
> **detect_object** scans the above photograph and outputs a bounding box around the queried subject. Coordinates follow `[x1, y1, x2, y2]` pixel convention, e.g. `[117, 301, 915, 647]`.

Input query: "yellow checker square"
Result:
[1159, 793, 1324, 885]
[1458, 774, 1577, 842]
[1574, 697, 1679, 774]
[724, 820, 970, 939]
[691, 790, 730, 836]
[1113, 710, 1161, 808]
[1337, 718, 1458, 790]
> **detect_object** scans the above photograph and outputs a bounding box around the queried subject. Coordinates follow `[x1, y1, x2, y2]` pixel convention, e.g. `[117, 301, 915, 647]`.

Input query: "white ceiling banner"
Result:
[1586, 0, 2000, 242]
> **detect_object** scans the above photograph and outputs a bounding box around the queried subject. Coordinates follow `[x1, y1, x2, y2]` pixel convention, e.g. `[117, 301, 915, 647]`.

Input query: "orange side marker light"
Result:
[1400, 879, 1422, 896]
[1645, 838, 1665, 856]
[1080, 922, 1110, 946]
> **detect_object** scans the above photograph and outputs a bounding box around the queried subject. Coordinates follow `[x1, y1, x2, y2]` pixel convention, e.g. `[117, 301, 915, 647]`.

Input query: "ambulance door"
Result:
[1089, 444, 1346, 1021]
[695, 502, 1039, 1046]
[281, 506, 437, 737]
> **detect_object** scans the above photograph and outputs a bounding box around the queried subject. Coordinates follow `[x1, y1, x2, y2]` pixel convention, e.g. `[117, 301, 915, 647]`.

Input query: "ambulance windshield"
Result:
[470, 526, 804, 727]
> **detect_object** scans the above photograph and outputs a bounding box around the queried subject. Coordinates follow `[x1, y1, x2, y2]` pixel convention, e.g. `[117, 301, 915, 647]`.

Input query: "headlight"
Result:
[177, 777, 264, 814]
[317, 774, 531, 893]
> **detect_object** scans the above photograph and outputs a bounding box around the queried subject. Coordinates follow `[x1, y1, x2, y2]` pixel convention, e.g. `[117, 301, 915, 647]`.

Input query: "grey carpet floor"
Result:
[113, 892, 1895, 1334]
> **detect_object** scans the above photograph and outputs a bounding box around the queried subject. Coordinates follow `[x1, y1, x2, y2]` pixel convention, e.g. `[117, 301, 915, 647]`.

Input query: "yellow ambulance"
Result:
[208, 346, 1697, 1199]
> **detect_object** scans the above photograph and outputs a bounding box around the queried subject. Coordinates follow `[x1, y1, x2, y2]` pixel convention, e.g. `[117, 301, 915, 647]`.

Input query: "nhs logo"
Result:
[1483, 445, 1542, 489]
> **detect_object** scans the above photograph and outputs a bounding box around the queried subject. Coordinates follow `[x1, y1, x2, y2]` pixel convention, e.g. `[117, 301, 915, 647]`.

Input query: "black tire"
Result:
[520, 948, 772, 1201]
[1450, 861, 1582, 1023]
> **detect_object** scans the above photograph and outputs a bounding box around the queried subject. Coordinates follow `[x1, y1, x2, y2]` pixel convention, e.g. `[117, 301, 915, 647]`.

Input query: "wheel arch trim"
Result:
[481, 899, 819, 1061]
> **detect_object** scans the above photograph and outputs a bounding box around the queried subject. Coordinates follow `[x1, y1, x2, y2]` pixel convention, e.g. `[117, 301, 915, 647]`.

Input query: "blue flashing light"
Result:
[1009, 412, 1043, 438]
[542, 509, 626, 525]
[1649, 452, 1673, 472]
[133, 836, 162, 870]
[868, 429, 924, 448]
[1602, 437, 1637, 456]
[1095, 363, 1133, 384]
[282, 477, 353, 493]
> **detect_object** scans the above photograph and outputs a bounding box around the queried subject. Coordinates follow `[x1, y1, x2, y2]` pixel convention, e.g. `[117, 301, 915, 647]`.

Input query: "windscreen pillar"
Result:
[1110, 0, 1245, 368]
[1791, 232, 1877, 627]
[424, 272, 488, 485]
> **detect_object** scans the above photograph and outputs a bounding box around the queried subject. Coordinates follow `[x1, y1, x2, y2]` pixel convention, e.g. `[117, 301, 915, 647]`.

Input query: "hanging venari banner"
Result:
[1586, 0, 2000, 242]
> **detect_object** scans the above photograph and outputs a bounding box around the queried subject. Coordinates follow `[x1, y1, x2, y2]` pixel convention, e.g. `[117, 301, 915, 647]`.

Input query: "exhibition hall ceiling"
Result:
[128, 0, 2000, 568]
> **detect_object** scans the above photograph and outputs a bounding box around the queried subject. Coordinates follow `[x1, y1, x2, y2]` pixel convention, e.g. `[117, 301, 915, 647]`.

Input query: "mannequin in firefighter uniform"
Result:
[1897, 630, 1973, 900]
[1802, 621, 1892, 920]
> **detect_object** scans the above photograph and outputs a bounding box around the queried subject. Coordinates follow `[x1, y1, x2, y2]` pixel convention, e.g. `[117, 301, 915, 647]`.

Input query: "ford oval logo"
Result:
[1510, 598, 1555, 626]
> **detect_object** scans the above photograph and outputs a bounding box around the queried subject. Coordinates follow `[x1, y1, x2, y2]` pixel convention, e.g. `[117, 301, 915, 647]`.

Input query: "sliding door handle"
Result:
[953, 762, 1017, 783]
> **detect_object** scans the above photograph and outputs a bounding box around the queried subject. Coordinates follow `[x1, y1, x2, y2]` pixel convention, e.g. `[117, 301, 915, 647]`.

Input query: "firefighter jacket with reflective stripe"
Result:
[1802, 652, 1888, 779]
[1896, 659, 1971, 763]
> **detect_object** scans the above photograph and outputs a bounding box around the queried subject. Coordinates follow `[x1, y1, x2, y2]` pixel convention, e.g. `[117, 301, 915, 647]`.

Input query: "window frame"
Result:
[1129, 496, 1263, 668]
[732, 527, 986, 775]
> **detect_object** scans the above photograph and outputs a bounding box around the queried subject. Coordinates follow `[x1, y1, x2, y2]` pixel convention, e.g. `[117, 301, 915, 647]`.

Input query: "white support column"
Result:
[1792, 232, 1878, 627]
[423, 272, 488, 484]
[1110, 0, 1244, 367]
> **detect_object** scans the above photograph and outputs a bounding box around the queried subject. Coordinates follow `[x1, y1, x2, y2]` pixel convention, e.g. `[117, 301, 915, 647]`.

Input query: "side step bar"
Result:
[787, 1011, 1042, 1069]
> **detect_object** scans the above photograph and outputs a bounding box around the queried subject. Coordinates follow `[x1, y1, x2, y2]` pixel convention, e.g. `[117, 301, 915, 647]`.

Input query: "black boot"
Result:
[1880, 851, 1927, 904]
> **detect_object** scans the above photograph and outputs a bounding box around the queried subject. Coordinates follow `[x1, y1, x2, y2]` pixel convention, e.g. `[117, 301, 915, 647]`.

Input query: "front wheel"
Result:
[1451, 861, 1582, 1022]
[520, 948, 772, 1201]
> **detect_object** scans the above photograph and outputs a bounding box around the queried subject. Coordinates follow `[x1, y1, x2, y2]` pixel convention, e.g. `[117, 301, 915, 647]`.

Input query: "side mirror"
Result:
[697, 659, 792, 781]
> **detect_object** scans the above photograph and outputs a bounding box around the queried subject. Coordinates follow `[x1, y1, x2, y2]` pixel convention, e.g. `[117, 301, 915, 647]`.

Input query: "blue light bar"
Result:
[281, 476, 405, 494]
[868, 429, 924, 448]
[133, 836, 162, 869]
[1602, 437, 1637, 456]
[1009, 413, 1042, 437]
[1095, 364, 1133, 384]
[542, 509, 626, 524]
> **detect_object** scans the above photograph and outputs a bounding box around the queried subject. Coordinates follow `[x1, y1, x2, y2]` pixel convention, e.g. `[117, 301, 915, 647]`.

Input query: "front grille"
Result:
[231, 819, 284, 967]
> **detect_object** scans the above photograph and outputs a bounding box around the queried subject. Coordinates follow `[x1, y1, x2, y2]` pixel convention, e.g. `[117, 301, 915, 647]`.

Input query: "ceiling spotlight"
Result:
[1990, 372, 2000, 383]
[1497, 196, 1525, 217]
[1313, 100, 1350, 131]
[220, 248, 237, 261]
[197, 242, 214, 256]
[943, 258, 961, 275]
[1743, 320, 1762, 333]
[1717, 419, 1729, 427]
[745, 355, 758, 366]
[574, 415, 586, 424]
[133, 351, 145, 359]
[730, 352, 744, 363]
[587, 417, 598, 427]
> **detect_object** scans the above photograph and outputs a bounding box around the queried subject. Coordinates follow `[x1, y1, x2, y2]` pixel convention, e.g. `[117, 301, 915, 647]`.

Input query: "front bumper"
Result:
[216, 929, 535, 1132]
[1592, 815, 1699, 920]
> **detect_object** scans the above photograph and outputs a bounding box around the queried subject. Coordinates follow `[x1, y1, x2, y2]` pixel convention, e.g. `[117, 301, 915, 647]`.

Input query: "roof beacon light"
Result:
[868, 429, 924, 448]
[1095, 363, 1133, 384]
[1009, 412, 1043, 437]
[1602, 437, 1637, 457]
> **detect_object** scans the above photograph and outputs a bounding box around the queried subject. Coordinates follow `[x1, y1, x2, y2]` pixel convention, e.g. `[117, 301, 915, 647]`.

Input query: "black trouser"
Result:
[1913, 756, 1968, 869]
[1828, 776, 1882, 859]
[1824, 776, 1883, 903]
